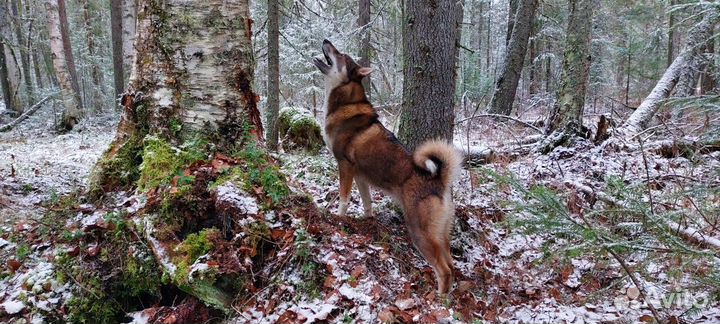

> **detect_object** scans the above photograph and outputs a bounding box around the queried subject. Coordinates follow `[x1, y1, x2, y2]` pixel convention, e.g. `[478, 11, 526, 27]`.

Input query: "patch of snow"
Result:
[216, 183, 259, 215]
[1, 299, 25, 314]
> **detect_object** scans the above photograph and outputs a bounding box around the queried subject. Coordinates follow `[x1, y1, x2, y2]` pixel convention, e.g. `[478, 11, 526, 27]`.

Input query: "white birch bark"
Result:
[121, 0, 136, 79]
[45, 0, 80, 129]
[619, 8, 718, 138]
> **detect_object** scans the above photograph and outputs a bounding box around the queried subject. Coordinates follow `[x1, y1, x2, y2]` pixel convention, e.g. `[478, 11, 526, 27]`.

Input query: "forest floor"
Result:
[1, 104, 719, 324]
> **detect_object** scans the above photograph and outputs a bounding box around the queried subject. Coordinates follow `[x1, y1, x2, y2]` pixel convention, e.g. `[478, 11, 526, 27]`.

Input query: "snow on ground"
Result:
[0, 105, 118, 322]
[0, 104, 118, 223]
[1, 102, 719, 323]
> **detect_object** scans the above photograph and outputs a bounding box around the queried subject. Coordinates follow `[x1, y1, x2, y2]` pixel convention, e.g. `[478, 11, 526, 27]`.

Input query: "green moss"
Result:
[137, 136, 210, 192]
[177, 228, 217, 262]
[278, 107, 323, 153]
[172, 228, 219, 285]
[66, 277, 118, 324]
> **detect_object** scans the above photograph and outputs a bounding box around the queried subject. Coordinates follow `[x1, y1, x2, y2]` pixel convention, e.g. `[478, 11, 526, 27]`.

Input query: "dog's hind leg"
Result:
[356, 178, 373, 217]
[406, 198, 454, 294]
[337, 162, 354, 216]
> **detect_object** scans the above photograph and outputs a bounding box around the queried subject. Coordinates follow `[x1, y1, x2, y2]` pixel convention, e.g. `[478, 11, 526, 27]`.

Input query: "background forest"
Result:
[0, 0, 719, 323]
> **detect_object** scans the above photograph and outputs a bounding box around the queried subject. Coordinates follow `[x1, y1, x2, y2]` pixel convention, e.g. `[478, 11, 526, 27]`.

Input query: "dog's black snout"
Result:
[323, 39, 331, 45]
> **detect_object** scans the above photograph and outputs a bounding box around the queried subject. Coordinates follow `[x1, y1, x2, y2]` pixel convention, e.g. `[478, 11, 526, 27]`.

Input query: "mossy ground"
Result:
[278, 107, 323, 153]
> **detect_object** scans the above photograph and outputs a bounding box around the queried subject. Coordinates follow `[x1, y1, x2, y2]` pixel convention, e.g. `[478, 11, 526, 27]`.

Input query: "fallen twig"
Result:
[0, 94, 56, 132]
[455, 113, 544, 134]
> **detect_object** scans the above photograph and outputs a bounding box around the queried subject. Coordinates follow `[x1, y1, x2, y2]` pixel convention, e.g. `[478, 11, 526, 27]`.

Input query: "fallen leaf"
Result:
[395, 298, 415, 311]
[627, 287, 640, 300]
[378, 309, 395, 323]
[639, 314, 654, 322]
[7, 259, 21, 272]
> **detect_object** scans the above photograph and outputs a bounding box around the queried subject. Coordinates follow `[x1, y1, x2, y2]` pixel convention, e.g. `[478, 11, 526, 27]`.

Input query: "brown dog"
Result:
[313, 40, 462, 294]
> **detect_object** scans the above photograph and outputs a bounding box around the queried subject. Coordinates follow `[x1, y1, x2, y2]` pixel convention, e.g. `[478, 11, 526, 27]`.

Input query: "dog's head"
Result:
[313, 39, 371, 91]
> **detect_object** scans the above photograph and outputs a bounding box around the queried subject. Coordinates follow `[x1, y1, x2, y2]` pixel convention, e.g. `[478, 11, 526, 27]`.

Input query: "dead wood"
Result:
[0, 94, 55, 132]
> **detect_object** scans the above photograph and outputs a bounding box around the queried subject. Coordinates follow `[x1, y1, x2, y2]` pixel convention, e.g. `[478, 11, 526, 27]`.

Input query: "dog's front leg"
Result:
[355, 178, 373, 217]
[337, 162, 354, 216]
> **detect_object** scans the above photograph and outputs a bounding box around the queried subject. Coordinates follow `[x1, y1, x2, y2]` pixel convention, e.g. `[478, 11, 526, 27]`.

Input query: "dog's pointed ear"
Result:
[357, 67, 372, 77]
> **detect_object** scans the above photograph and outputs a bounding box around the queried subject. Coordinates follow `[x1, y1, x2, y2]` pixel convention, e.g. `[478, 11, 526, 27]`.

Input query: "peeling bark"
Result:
[619, 8, 718, 138]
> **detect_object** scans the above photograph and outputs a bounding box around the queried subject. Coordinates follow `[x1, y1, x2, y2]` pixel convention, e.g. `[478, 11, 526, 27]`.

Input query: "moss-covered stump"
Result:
[278, 107, 324, 153]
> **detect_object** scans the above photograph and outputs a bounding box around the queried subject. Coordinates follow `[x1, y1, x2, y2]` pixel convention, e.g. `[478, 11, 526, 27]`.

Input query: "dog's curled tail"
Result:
[413, 140, 463, 189]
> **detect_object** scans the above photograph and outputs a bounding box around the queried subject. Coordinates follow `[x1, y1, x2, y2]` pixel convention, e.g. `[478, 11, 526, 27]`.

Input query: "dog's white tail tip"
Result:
[425, 159, 438, 175]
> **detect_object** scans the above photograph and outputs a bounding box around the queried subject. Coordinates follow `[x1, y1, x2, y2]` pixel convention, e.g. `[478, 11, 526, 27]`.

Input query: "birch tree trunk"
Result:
[110, 0, 124, 99]
[91, 0, 262, 192]
[545, 0, 593, 134]
[619, 9, 718, 138]
[87, 0, 262, 309]
[265, 0, 280, 150]
[399, 0, 461, 149]
[57, 0, 82, 111]
[488, 0, 538, 115]
[46, 0, 80, 130]
[121, 0, 136, 82]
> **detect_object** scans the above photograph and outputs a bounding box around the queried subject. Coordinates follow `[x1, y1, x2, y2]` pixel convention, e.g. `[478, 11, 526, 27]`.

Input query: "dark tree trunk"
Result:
[0, 48, 12, 114]
[667, 0, 676, 68]
[398, 0, 461, 149]
[545, 0, 593, 134]
[0, 0, 22, 113]
[11, 0, 34, 103]
[57, 0, 82, 110]
[266, 0, 280, 150]
[358, 0, 371, 98]
[506, 0, 518, 45]
[81, 0, 105, 110]
[528, 20, 540, 95]
[700, 32, 716, 94]
[31, 48, 44, 88]
[110, 0, 124, 100]
[488, 0, 538, 115]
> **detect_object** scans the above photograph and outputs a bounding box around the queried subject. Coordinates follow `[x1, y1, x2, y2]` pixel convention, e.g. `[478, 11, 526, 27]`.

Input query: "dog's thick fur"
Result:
[313, 40, 462, 294]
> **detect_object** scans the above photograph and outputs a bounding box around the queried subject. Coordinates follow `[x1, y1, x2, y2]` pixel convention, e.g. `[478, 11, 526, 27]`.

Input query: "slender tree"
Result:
[110, 0, 124, 99]
[266, 0, 280, 150]
[505, 0, 518, 45]
[46, 0, 80, 129]
[121, 0, 136, 81]
[57, 0, 82, 110]
[358, 0, 371, 98]
[81, 0, 104, 110]
[398, 0, 461, 149]
[1, 0, 23, 113]
[11, 0, 33, 103]
[667, 0, 676, 68]
[488, 0, 538, 115]
[545, 0, 593, 134]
